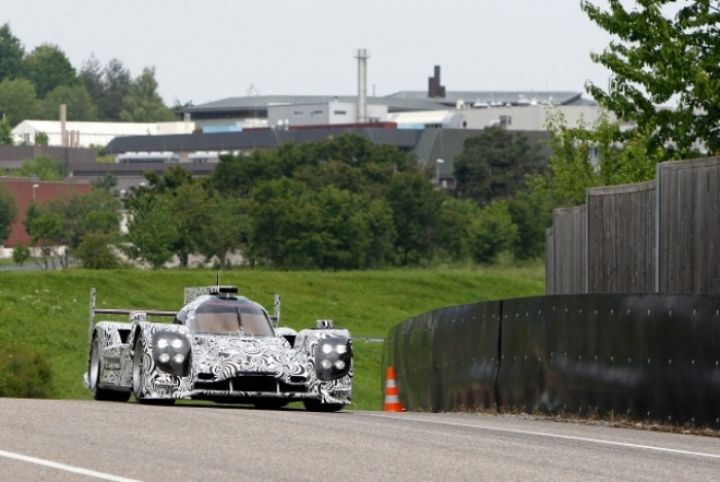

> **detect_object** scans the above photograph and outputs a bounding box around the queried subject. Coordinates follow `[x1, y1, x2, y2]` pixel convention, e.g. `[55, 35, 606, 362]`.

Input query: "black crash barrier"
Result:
[384, 294, 720, 427]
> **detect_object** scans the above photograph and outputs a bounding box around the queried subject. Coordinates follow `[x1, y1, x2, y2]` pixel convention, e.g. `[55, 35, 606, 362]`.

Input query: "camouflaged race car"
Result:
[83, 285, 352, 411]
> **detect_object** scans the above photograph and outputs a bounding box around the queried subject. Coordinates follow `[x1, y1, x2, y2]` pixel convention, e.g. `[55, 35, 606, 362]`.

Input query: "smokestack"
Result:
[59, 104, 67, 147]
[355, 49, 369, 123]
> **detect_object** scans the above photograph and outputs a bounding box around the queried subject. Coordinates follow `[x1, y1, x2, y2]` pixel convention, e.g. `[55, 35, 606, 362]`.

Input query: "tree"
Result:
[24, 203, 64, 269]
[75, 231, 120, 269]
[469, 200, 518, 264]
[0, 23, 24, 81]
[39, 83, 97, 121]
[12, 245, 30, 265]
[582, 0, 720, 159]
[18, 155, 65, 181]
[0, 183, 17, 245]
[0, 117, 12, 145]
[0, 78, 38, 126]
[120, 67, 174, 122]
[507, 175, 556, 260]
[454, 126, 544, 205]
[79, 55, 103, 110]
[97, 58, 131, 121]
[34, 131, 48, 146]
[435, 197, 480, 262]
[125, 194, 179, 268]
[385, 172, 442, 265]
[23, 44, 76, 98]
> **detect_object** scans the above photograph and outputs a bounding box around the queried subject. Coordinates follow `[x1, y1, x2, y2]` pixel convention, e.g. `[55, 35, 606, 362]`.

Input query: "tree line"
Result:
[0, 23, 178, 143]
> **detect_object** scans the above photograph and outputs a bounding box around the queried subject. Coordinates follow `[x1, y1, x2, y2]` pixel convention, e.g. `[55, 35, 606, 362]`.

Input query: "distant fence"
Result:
[0, 145, 96, 169]
[383, 294, 720, 427]
[546, 157, 720, 295]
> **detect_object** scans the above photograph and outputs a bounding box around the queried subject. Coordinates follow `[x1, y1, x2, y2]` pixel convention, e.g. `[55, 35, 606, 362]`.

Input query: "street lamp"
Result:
[436, 159, 444, 186]
[32, 183, 39, 203]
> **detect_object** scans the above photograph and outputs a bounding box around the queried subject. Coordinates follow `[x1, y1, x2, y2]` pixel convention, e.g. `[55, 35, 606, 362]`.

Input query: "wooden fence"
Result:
[546, 157, 720, 295]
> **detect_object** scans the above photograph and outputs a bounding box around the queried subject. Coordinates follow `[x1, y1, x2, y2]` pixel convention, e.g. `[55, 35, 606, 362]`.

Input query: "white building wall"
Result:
[269, 101, 388, 128]
[11, 120, 195, 147]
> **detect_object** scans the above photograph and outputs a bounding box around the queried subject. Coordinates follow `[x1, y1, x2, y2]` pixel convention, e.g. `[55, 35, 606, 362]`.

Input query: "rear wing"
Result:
[87, 288, 176, 345]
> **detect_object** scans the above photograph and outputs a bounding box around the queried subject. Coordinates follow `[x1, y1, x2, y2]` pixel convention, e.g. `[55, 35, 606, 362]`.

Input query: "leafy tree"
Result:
[39, 83, 97, 121]
[120, 67, 174, 122]
[97, 58, 131, 121]
[34, 131, 48, 146]
[125, 194, 179, 268]
[435, 197, 480, 261]
[0, 117, 12, 144]
[198, 195, 247, 267]
[0, 23, 24, 81]
[75, 231, 120, 269]
[0, 78, 38, 125]
[79, 55, 104, 110]
[507, 175, 556, 260]
[18, 155, 65, 181]
[24, 202, 64, 269]
[12, 245, 30, 265]
[469, 200, 518, 264]
[23, 44, 76, 98]
[454, 125, 544, 205]
[385, 172, 442, 265]
[0, 183, 17, 244]
[582, 0, 720, 158]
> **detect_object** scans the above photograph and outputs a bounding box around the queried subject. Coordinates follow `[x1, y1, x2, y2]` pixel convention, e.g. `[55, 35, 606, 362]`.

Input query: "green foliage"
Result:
[435, 198, 481, 262]
[0, 182, 17, 244]
[507, 175, 556, 260]
[385, 172, 442, 265]
[23, 44, 76, 98]
[39, 83, 97, 121]
[546, 111, 661, 206]
[18, 155, 65, 180]
[469, 200, 518, 264]
[0, 23, 24, 81]
[582, 0, 720, 158]
[11, 245, 30, 265]
[125, 195, 179, 268]
[0, 78, 38, 126]
[0, 117, 12, 144]
[454, 125, 544, 205]
[120, 67, 174, 122]
[34, 131, 48, 146]
[0, 343, 53, 398]
[75, 231, 120, 269]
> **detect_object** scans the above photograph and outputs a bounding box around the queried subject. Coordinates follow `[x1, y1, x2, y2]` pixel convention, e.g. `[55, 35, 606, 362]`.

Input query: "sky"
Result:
[2, 0, 615, 106]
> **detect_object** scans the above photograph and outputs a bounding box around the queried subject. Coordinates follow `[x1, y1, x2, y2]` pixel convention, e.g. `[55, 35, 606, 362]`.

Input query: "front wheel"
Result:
[132, 336, 175, 406]
[89, 336, 130, 402]
[303, 400, 344, 412]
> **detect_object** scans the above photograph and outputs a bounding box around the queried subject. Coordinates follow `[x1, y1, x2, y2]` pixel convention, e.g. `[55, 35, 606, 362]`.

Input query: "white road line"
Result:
[362, 413, 720, 460]
[0, 449, 141, 482]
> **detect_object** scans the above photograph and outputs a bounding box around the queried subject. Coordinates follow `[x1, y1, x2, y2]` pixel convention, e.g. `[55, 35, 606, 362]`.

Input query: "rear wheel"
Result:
[303, 400, 344, 412]
[89, 336, 130, 402]
[132, 336, 175, 406]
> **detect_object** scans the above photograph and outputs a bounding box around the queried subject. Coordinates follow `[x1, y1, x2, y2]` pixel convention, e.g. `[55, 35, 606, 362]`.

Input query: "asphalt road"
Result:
[1, 399, 719, 481]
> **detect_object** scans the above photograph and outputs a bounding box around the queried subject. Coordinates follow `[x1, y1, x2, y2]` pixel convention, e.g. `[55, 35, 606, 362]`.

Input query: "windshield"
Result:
[190, 299, 274, 336]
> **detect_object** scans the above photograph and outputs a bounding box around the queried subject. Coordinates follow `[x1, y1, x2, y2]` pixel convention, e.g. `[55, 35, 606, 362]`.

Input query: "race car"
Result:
[83, 285, 352, 411]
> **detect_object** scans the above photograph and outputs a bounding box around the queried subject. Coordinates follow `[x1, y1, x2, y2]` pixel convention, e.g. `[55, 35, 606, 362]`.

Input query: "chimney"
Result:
[59, 104, 67, 146]
[355, 49, 369, 123]
[428, 65, 446, 98]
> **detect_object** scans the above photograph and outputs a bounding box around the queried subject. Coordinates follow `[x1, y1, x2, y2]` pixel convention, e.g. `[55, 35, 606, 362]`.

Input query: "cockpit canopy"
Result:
[179, 297, 275, 336]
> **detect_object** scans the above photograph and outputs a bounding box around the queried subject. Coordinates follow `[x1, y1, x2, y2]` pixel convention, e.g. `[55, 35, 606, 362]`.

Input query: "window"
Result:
[293, 110, 303, 116]
[333, 110, 347, 115]
[190, 299, 274, 337]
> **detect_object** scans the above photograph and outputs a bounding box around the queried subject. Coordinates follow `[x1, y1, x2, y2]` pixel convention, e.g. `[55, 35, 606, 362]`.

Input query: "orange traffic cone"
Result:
[383, 366, 406, 412]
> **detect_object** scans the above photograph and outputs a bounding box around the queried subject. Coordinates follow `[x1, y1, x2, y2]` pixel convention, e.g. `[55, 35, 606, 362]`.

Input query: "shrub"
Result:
[0, 343, 53, 398]
[74, 231, 120, 269]
[12, 245, 30, 265]
[469, 200, 518, 264]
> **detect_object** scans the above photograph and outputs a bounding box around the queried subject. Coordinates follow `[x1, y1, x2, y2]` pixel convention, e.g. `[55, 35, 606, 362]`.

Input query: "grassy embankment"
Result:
[0, 266, 544, 410]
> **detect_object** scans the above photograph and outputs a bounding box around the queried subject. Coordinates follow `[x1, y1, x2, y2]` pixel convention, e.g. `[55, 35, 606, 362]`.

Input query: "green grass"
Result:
[0, 266, 544, 410]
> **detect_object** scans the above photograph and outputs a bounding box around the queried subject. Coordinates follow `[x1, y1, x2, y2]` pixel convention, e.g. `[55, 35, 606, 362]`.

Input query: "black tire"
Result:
[254, 399, 289, 410]
[303, 400, 344, 412]
[89, 336, 130, 402]
[132, 337, 175, 406]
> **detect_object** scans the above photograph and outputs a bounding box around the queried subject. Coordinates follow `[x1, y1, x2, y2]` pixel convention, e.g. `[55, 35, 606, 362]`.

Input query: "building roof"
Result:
[12, 120, 193, 136]
[183, 91, 591, 118]
[104, 127, 422, 154]
[0, 177, 92, 247]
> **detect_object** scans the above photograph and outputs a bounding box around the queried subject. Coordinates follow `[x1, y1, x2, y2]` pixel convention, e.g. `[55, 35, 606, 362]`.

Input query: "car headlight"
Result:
[152, 331, 191, 377]
[315, 338, 352, 381]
